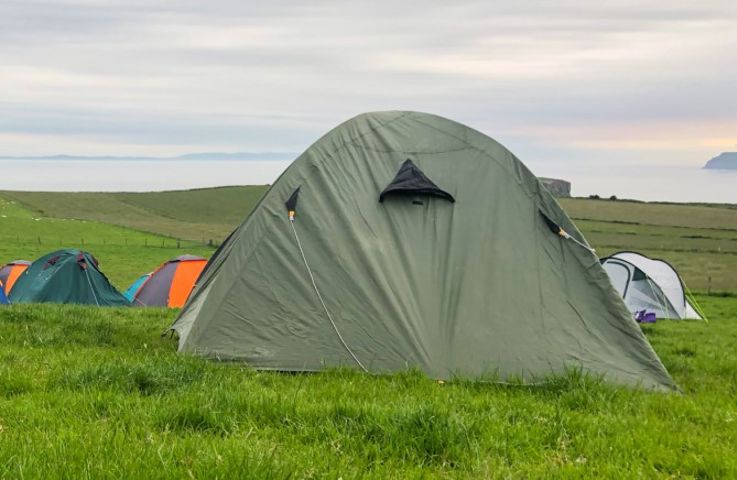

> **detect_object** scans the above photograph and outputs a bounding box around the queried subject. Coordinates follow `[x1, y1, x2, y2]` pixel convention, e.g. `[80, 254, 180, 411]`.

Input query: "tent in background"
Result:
[130, 255, 206, 307]
[601, 251, 704, 320]
[170, 111, 675, 391]
[0, 284, 7, 304]
[9, 250, 129, 306]
[0, 260, 31, 295]
[124, 273, 151, 302]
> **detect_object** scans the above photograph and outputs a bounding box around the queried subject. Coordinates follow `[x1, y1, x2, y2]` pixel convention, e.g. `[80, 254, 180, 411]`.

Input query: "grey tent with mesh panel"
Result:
[601, 251, 703, 320]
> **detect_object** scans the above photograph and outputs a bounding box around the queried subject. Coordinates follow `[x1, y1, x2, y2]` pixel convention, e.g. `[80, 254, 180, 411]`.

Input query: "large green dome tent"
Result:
[170, 111, 674, 391]
[10, 249, 129, 306]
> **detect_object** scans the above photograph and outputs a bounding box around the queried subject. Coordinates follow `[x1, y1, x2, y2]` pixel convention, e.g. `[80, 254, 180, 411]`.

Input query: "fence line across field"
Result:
[3, 237, 222, 248]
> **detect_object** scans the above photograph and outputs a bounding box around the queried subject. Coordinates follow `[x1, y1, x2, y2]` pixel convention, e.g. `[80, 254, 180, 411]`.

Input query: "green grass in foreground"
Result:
[1, 296, 736, 478]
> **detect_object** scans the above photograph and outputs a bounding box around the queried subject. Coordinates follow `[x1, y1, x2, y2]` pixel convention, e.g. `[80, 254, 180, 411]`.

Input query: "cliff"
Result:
[539, 177, 571, 197]
[704, 152, 737, 170]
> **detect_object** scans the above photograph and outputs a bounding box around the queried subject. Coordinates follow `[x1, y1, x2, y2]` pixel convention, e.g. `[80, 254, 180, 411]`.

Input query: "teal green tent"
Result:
[10, 249, 129, 306]
[170, 111, 674, 391]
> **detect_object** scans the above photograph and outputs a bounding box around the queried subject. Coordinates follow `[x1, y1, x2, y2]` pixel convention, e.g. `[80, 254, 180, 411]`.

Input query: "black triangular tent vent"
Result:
[285, 186, 301, 213]
[379, 159, 455, 203]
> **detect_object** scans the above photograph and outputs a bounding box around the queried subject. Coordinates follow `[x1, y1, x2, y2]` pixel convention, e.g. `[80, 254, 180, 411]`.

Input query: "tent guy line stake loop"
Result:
[288, 217, 369, 373]
[560, 230, 596, 254]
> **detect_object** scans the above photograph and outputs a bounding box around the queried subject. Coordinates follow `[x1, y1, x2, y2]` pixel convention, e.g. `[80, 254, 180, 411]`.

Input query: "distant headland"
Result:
[539, 177, 571, 197]
[704, 152, 737, 170]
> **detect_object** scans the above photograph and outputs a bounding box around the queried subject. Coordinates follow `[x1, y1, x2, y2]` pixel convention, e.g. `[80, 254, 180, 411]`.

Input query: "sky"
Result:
[1, 0, 736, 167]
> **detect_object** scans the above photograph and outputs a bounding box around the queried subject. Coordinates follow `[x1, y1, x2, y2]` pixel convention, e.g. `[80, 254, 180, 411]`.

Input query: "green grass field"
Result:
[560, 198, 737, 292]
[1, 186, 268, 245]
[3, 189, 735, 291]
[0, 188, 736, 478]
[0, 196, 214, 289]
[1, 298, 735, 478]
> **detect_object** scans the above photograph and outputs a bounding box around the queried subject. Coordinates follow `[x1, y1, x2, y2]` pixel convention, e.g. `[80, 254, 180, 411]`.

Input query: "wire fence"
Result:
[0, 236, 219, 249]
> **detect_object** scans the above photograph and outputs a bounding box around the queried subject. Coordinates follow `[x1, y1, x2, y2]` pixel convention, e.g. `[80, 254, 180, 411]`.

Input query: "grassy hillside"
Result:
[3, 188, 736, 291]
[1, 297, 735, 478]
[560, 198, 737, 229]
[0, 196, 214, 289]
[0, 186, 268, 244]
[560, 198, 737, 292]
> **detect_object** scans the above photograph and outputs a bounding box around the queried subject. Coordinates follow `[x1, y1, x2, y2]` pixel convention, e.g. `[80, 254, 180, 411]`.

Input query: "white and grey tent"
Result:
[601, 251, 703, 320]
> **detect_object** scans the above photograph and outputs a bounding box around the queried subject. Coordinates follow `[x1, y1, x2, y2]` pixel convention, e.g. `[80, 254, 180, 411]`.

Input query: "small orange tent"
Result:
[129, 255, 207, 307]
[0, 260, 31, 295]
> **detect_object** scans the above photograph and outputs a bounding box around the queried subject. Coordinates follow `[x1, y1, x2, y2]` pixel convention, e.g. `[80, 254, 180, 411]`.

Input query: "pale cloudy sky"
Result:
[1, 0, 736, 166]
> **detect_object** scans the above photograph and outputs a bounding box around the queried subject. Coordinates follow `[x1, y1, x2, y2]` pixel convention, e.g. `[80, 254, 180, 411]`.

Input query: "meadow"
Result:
[0, 195, 214, 288]
[0, 189, 736, 478]
[560, 198, 737, 292]
[0, 186, 268, 245]
[1, 299, 736, 478]
[4, 188, 736, 291]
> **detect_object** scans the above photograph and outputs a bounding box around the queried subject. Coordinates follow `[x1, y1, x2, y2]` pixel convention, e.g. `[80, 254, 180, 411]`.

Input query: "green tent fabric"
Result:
[171, 111, 675, 391]
[10, 249, 129, 306]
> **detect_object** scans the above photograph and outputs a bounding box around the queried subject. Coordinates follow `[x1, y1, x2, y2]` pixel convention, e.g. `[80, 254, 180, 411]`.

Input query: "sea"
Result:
[1, 159, 735, 204]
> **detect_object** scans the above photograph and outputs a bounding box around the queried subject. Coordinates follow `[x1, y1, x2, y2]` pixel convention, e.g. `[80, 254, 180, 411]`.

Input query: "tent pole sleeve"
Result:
[84, 269, 101, 307]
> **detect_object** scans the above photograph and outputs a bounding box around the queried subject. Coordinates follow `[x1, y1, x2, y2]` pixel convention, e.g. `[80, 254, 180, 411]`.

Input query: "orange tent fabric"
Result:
[168, 259, 207, 307]
[132, 255, 207, 308]
[0, 260, 31, 295]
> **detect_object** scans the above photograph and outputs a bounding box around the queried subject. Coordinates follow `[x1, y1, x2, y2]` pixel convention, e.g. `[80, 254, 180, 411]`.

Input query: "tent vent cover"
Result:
[379, 159, 454, 203]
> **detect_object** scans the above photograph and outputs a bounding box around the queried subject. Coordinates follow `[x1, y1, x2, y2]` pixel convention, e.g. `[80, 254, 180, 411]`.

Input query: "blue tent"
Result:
[0, 283, 8, 304]
[124, 273, 151, 302]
